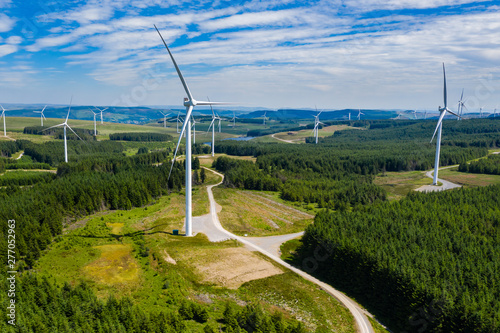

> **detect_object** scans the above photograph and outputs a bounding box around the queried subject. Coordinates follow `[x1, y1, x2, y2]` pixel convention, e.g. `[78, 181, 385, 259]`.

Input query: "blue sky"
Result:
[1, 0, 500, 112]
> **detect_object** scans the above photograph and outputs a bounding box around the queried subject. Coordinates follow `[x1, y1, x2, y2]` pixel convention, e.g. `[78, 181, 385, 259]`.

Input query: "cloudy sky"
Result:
[1, 0, 499, 111]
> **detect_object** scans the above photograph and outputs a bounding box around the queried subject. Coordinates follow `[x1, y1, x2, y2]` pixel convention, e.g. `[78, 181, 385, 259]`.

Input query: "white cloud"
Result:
[340, 0, 491, 11]
[0, 0, 11, 8]
[0, 13, 15, 32]
[199, 9, 304, 31]
[6, 36, 22, 44]
[0, 44, 17, 57]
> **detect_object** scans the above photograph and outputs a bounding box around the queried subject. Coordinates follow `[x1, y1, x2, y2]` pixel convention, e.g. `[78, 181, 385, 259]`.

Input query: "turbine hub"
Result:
[184, 98, 196, 107]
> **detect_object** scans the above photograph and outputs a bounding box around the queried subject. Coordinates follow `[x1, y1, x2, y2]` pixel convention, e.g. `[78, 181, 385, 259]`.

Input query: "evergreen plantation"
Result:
[0, 117, 499, 332]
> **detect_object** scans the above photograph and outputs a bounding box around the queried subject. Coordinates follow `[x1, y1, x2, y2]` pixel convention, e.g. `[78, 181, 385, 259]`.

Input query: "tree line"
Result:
[0, 151, 183, 268]
[293, 185, 500, 332]
[459, 154, 500, 175]
[109, 132, 173, 142]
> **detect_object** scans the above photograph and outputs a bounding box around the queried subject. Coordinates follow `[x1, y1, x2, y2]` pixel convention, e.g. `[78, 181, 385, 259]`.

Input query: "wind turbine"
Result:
[43, 98, 84, 163]
[176, 111, 183, 133]
[1, 105, 10, 137]
[94, 106, 108, 124]
[230, 112, 237, 127]
[263, 111, 268, 126]
[348, 112, 351, 120]
[90, 109, 99, 136]
[33, 106, 47, 126]
[159, 111, 171, 128]
[155, 25, 229, 237]
[479, 106, 484, 118]
[357, 109, 364, 120]
[457, 89, 467, 120]
[430, 63, 461, 186]
[217, 113, 222, 132]
[312, 108, 324, 144]
[191, 115, 197, 144]
[424, 111, 428, 120]
[494, 107, 497, 118]
[412, 109, 418, 119]
[207, 100, 220, 157]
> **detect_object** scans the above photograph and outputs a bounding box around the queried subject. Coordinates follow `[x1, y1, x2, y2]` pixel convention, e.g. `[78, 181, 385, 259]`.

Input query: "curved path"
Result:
[271, 133, 298, 143]
[195, 167, 375, 333]
[416, 165, 461, 192]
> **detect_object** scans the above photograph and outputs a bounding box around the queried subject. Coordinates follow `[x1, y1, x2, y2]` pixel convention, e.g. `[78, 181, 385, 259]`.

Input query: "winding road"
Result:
[416, 165, 461, 192]
[193, 167, 375, 333]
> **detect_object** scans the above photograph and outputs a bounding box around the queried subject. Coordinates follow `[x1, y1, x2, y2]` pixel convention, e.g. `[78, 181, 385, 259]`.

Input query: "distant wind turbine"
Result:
[94, 106, 108, 124]
[155, 25, 229, 237]
[1, 105, 10, 137]
[479, 106, 485, 118]
[230, 112, 237, 127]
[191, 115, 197, 144]
[263, 111, 268, 126]
[176, 111, 183, 133]
[430, 63, 461, 186]
[412, 109, 418, 119]
[457, 89, 467, 120]
[207, 99, 220, 157]
[33, 105, 47, 126]
[312, 108, 324, 144]
[90, 109, 99, 136]
[43, 97, 84, 163]
[159, 111, 170, 128]
[357, 109, 364, 120]
[348, 112, 351, 121]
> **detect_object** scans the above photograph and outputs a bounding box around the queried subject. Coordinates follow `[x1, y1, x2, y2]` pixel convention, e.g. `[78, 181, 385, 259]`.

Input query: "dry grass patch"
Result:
[107, 222, 124, 234]
[438, 168, 500, 187]
[184, 247, 283, 289]
[83, 244, 140, 286]
[214, 188, 313, 236]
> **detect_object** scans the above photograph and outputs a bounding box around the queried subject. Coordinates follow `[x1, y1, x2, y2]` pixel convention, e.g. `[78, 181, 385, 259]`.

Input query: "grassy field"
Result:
[2, 116, 239, 143]
[213, 187, 314, 236]
[374, 171, 436, 200]
[34, 186, 356, 332]
[438, 166, 500, 187]
[197, 153, 257, 168]
[253, 124, 358, 143]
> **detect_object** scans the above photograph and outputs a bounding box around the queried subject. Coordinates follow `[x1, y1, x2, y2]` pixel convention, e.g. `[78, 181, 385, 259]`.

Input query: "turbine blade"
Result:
[442, 63, 447, 109]
[42, 105, 47, 112]
[447, 109, 461, 118]
[66, 125, 84, 141]
[195, 101, 230, 106]
[154, 25, 194, 102]
[168, 105, 194, 180]
[66, 96, 73, 122]
[431, 111, 447, 142]
[207, 119, 215, 132]
[41, 123, 64, 132]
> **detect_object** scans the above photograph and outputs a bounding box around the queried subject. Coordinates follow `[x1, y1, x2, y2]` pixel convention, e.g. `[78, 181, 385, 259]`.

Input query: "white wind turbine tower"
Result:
[263, 111, 268, 126]
[230, 112, 237, 127]
[312, 108, 324, 144]
[191, 115, 197, 144]
[217, 113, 222, 132]
[94, 106, 108, 124]
[348, 112, 351, 120]
[357, 109, 364, 120]
[155, 25, 229, 237]
[0, 105, 10, 137]
[43, 98, 84, 163]
[430, 63, 461, 186]
[176, 111, 183, 133]
[207, 102, 220, 157]
[159, 111, 170, 128]
[33, 106, 47, 126]
[412, 109, 418, 119]
[90, 109, 99, 136]
[457, 89, 467, 120]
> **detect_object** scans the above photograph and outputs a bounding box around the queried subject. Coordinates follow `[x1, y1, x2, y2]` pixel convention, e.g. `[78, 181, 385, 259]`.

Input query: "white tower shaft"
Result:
[433, 122, 442, 185]
[185, 117, 192, 237]
[64, 126, 68, 163]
